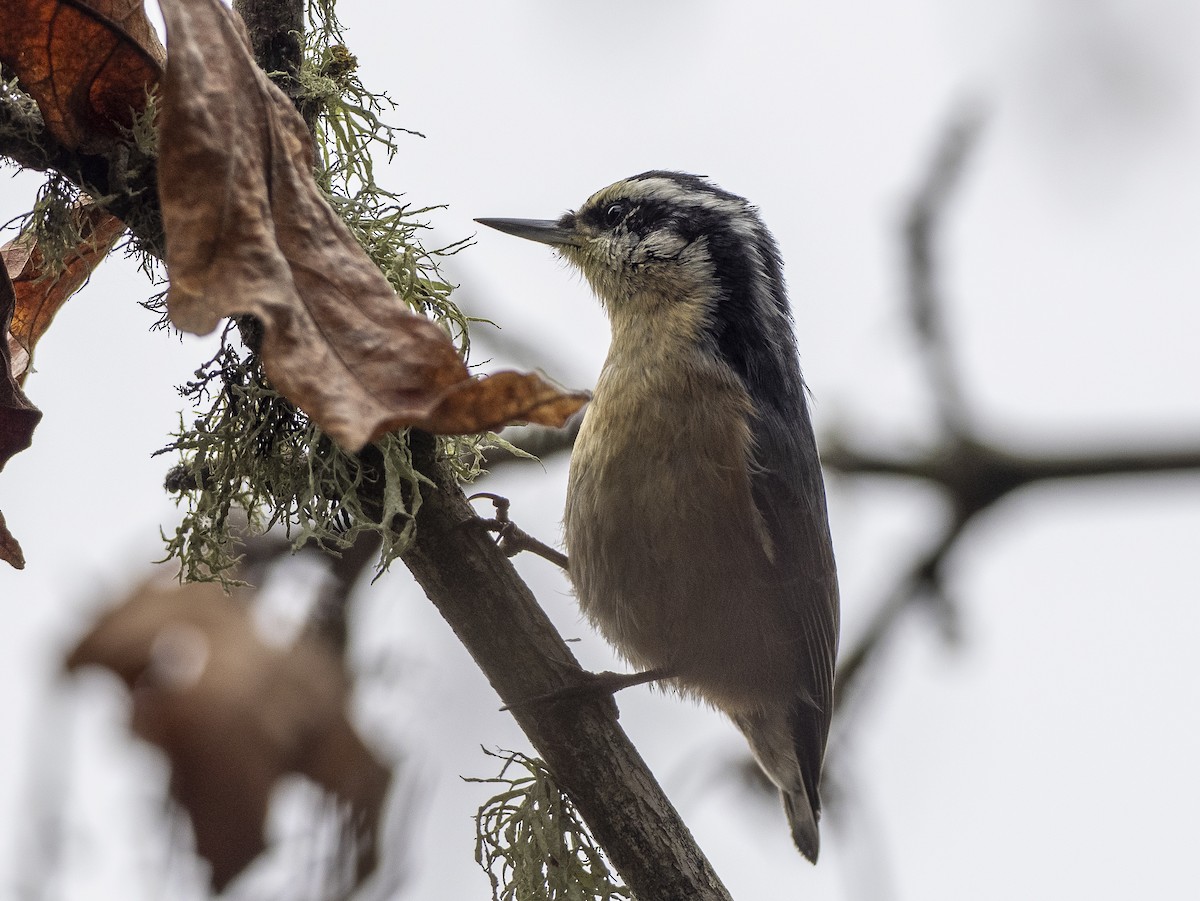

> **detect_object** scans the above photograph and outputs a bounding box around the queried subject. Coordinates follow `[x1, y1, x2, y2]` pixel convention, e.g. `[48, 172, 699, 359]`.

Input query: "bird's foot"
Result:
[501, 667, 674, 714]
[468, 492, 569, 571]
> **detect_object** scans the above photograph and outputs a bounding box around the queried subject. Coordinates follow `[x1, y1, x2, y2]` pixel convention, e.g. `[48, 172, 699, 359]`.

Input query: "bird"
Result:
[476, 171, 840, 862]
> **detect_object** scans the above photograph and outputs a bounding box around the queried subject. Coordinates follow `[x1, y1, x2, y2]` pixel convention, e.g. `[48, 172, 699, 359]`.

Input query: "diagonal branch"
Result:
[397, 433, 734, 901]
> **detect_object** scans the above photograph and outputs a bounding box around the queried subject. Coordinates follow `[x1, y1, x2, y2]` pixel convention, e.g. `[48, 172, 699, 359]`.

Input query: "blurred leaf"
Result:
[1, 202, 126, 384]
[0, 0, 164, 151]
[156, 0, 587, 452]
[0, 264, 43, 570]
[65, 578, 392, 892]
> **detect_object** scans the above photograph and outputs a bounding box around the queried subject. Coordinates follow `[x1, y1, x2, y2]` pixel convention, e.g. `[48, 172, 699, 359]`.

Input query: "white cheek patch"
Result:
[636, 230, 689, 265]
[632, 239, 716, 312]
[674, 240, 712, 280]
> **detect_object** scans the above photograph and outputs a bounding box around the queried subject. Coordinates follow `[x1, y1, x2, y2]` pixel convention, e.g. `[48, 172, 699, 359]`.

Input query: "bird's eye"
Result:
[602, 202, 627, 228]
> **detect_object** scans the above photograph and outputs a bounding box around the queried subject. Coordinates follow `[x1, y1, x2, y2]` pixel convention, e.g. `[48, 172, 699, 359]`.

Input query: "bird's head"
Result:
[478, 171, 800, 400]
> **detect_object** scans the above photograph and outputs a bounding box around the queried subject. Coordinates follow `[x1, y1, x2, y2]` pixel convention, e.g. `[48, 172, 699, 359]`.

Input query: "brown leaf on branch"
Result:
[0, 265, 43, 569]
[156, 0, 588, 452]
[0, 0, 164, 152]
[2, 203, 126, 384]
[65, 578, 392, 893]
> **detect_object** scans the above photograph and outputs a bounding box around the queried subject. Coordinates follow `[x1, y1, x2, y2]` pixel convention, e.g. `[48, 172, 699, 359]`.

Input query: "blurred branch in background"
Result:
[814, 93, 1200, 885]
[900, 103, 985, 437]
[824, 103, 1200, 722]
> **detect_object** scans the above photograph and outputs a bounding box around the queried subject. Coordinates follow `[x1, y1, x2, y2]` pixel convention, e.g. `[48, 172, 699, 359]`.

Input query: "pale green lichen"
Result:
[159, 334, 429, 582]
[4, 173, 87, 278]
[0, 72, 43, 150]
[466, 749, 633, 901]
[300, 0, 475, 350]
[161, 0, 497, 583]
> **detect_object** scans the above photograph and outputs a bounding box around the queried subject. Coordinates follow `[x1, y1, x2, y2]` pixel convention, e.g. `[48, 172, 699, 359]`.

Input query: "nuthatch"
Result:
[477, 171, 840, 862]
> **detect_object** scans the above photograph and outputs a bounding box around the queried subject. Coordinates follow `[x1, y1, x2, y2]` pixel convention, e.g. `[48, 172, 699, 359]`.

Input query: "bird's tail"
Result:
[782, 783, 820, 862]
[732, 703, 825, 863]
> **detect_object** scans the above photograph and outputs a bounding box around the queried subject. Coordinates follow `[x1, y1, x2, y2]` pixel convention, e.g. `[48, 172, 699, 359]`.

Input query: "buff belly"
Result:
[563, 367, 801, 713]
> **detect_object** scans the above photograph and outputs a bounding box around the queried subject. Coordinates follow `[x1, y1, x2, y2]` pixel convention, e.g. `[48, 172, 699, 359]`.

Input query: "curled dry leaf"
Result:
[0, 266, 43, 570]
[0, 0, 164, 151]
[65, 578, 392, 892]
[156, 0, 588, 452]
[2, 203, 126, 385]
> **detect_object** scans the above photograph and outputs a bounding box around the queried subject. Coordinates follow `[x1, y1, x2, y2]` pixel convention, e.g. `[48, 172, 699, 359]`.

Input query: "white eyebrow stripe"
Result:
[628, 177, 752, 223]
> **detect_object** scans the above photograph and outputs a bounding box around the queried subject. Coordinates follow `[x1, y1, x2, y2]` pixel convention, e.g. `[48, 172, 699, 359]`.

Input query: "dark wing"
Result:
[748, 387, 840, 811]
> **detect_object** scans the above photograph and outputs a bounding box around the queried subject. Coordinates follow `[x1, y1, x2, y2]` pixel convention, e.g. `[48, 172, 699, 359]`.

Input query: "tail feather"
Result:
[732, 697, 828, 863]
[782, 784, 820, 863]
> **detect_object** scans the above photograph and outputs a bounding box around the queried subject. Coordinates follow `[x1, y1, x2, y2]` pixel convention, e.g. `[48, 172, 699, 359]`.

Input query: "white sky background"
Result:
[2, 0, 1200, 899]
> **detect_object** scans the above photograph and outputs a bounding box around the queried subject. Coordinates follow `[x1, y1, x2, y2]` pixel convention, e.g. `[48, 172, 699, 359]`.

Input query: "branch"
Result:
[903, 103, 986, 436]
[233, 0, 304, 86]
[306, 529, 382, 656]
[232, 0, 317, 133]
[399, 433, 733, 901]
[832, 522, 961, 715]
[827, 102, 1200, 720]
[483, 415, 583, 471]
[823, 437, 1200, 519]
[0, 89, 163, 257]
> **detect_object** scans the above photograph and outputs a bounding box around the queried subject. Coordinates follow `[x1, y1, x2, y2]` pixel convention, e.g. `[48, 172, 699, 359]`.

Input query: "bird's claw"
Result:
[468, 493, 570, 570]
[500, 667, 673, 716]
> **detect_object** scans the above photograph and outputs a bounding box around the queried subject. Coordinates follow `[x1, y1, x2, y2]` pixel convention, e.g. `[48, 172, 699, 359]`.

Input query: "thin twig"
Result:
[307, 529, 383, 656]
[833, 519, 962, 716]
[823, 437, 1200, 518]
[903, 103, 987, 437]
[482, 414, 584, 471]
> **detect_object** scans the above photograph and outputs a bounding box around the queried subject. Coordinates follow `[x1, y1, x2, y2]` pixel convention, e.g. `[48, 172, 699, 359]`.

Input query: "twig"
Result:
[823, 437, 1200, 519]
[306, 529, 383, 656]
[833, 521, 962, 716]
[482, 414, 584, 471]
[823, 103, 991, 703]
[903, 103, 987, 437]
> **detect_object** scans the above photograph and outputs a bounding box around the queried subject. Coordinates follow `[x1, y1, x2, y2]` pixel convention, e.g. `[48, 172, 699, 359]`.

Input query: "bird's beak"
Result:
[474, 218, 583, 247]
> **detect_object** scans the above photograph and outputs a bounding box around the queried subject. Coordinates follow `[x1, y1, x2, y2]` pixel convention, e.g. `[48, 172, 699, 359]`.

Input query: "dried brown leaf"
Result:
[65, 578, 391, 892]
[0, 0, 164, 151]
[156, 0, 588, 451]
[0, 509, 24, 569]
[2, 204, 126, 384]
[0, 265, 43, 570]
